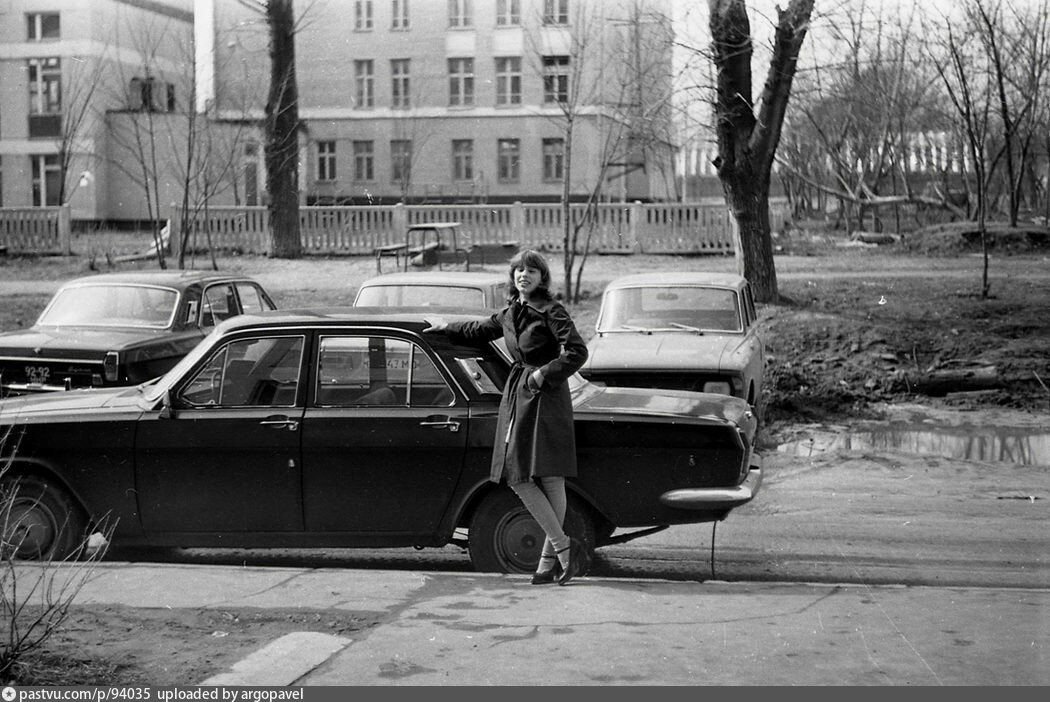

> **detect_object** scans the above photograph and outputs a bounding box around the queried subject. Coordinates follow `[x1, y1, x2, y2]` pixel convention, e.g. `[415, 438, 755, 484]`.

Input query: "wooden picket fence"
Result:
[0, 205, 72, 254]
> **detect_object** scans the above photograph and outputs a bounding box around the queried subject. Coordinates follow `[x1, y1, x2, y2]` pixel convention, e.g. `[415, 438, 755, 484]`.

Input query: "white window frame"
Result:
[391, 140, 412, 184]
[354, 60, 374, 109]
[353, 141, 374, 181]
[495, 57, 521, 106]
[355, 0, 373, 30]
[544, 0, 569, 25]
[392, 0, 410, 29]
[391, 59, 411, 109]
[452, 140, 474, 181]
[448, 58, 474, 107]
[448, 0, 472, 28]
[27, 12, 60, 40]
[31, 154, 62, 206]
[317, 141, 337, 181]
[542, 138, 564, 182]
[543, 55, 570, 104]
[498, 139, 520, 183]
[496, 0, 520, 26]
[28, 58, 62, 114]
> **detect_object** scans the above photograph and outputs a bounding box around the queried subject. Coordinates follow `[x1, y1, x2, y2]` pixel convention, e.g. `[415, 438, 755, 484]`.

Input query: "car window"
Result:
[356, 284, 484, 308]
[201, 284, 237, 327]
[37, 284, 178, 329]
[599, 286, 742, 332]
[179, 335, 304, 407]
[236, 283, 271, 314]
[315, 335, 454, 407]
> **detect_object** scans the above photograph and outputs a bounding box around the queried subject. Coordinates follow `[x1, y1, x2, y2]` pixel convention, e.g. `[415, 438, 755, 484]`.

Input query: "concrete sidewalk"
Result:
[64, 562, 1049, 686]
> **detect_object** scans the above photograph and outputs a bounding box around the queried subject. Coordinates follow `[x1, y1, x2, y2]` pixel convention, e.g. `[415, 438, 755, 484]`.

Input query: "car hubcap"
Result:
[4, 499, 57, 558]
[495, 511, 544, 573]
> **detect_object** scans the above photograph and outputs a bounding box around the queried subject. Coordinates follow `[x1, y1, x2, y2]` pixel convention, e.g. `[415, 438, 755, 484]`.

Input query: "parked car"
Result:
[0, 271, 276, 396]
[354, 271, 508, 309]
[581, 272, 765, 415]
[0, 308, 762, 573]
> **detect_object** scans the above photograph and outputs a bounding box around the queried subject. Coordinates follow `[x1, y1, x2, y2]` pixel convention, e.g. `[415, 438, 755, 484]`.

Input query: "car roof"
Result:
[58, 271, 257, 290]
[358, 271, 506, 286]
[219, 306, 491, 331]
[603, 272, 749, 290]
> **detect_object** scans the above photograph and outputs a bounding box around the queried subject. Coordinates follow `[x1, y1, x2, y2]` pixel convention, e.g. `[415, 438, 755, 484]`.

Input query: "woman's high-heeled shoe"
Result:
[530, 559, 562, 585]
[557, 538, 585, 586]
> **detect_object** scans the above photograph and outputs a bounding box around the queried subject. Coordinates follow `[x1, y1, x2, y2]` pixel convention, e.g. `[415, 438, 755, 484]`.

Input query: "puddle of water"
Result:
[777, 426, 1050, 466]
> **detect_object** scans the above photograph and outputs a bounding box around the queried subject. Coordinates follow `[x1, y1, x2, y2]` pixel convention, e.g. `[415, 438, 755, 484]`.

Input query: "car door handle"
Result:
[260, 417, 299, 431]
[420, 418, 460, 432]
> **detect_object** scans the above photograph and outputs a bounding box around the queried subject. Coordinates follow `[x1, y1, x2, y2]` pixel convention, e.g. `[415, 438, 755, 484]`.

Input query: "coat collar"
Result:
[514, 294, 557, 314]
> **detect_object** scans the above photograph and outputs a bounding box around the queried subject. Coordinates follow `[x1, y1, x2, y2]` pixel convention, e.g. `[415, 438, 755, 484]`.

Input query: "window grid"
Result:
[353, 141, 374, 181]
[354, 60, 374, 109]
[355, 0, 373, 30]
[543, 138, 564, 182]
[27, 13, 60, 40]
[31, 154, 61, 206]
[448, 0, 472, 28]
[448, 58, 474, 107]
[495, 57, 521, 106]
[543, 55, 570, 104]
[391, 59, 411, 109]
[391, 0, 409, 29]
[496, 0, 520, 25]
[452, 140, 474, 181]
[28, 58, 62, 114]
[391, 140, 412, 184]
[317, 141, 337, 181]
[498, 139, 520, 183]
[544, 0, 569, 24]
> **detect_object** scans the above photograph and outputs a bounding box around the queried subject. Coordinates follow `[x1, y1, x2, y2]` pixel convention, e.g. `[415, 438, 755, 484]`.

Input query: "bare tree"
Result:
[707, 0, 815, 303]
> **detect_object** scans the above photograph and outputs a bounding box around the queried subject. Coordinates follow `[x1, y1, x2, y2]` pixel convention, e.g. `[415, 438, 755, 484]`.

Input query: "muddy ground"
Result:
[1, 222, 1048, 684]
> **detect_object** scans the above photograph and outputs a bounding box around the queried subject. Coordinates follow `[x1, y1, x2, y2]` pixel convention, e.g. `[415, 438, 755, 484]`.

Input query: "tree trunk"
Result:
[265, 0, 302, 259]
[724, 178, 779, 302]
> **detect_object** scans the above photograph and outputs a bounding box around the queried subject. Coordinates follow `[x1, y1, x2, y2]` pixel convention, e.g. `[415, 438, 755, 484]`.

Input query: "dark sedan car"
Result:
[0, 271, 276, 396]
[0, 308, 762, 574]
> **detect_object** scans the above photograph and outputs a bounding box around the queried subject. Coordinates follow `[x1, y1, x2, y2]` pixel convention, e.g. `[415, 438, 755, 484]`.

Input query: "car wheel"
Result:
[468, 488, 595, 575]
[0, 475, 87, 561]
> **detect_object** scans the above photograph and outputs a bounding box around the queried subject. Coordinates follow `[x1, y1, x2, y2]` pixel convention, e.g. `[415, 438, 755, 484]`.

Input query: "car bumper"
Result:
[658, 454, 763, 510]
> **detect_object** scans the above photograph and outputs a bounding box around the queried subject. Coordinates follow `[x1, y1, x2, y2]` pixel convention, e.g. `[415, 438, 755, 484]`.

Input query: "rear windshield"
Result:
[38, 284, 179, 329]
[356, 284, 485, 308]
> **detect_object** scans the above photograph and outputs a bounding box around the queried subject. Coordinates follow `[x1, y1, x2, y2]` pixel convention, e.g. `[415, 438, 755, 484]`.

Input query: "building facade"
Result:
[0, 0, 193, 225]
[202, 0, 678, 206]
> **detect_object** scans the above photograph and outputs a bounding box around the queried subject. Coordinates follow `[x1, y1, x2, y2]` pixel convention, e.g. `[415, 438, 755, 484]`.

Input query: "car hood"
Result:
[574, 383, 755, 432]
[583, 332, 743, 372]
[0, 385, 145, 418]
[0, 327, 195, 359]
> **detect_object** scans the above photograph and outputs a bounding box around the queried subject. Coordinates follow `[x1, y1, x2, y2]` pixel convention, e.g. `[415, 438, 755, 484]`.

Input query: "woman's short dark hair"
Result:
[507, 249, 552, 301]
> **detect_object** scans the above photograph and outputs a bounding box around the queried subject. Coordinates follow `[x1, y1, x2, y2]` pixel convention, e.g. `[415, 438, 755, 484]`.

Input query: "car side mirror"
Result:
[159, 390, 176, 419]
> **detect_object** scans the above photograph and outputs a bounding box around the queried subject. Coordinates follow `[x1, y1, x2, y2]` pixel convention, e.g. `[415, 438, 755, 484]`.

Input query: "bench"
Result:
[373, 243, 408, 273]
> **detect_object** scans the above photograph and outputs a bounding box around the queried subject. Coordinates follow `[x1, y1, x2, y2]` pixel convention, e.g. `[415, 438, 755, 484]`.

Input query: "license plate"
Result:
[25, 365, 51, 385]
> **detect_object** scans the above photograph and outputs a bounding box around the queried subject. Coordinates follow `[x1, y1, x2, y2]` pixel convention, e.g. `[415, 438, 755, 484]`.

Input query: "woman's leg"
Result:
[535, 477, 567, 572]
[510, 480, 570, 573]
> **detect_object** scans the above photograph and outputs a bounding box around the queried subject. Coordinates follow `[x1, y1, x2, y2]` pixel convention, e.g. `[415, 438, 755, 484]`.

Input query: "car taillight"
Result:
[103, 352, 119, 382]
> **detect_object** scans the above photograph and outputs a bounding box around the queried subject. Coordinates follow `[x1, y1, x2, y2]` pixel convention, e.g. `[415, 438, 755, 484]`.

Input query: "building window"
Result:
[544, 0, 569, 25]
[496, 0, 520, 25]
[452, 140, 473, 181]
[542, 138, 564, 181]
[27, 13, 60, 40]
[31, 154, 61, 206]
[391, 59, 411, 109]
[355, 0, 373, 30]
[392, 0, 410, 29]
[28, 58, 62, 115]
[543, 56, 569, 104]
[354, 141, 374, 181]
[448, 58, 474, 107]
[495, 57, 521, 106]
[354, 60, 374, 109]
[391, 140, 412, 184]
[498, 139, 520, 183]
[243, 143, 259, 206]
[317, 141, 337, 181]
[448, 0, 472, 28]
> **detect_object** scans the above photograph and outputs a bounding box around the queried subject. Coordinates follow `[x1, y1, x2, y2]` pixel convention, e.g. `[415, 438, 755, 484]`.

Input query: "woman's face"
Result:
[514, 264, 542, 297]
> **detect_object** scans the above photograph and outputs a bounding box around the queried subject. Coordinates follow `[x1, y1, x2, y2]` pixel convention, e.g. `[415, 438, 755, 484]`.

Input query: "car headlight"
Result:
[702, 381, 732, 395]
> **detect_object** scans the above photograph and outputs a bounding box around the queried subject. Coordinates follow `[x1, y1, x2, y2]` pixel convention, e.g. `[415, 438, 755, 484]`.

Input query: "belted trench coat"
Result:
[447, 295, 588, 485]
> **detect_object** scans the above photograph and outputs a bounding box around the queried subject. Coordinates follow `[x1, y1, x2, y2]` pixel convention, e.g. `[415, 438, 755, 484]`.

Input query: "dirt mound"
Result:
[902, 222, 1050, 255]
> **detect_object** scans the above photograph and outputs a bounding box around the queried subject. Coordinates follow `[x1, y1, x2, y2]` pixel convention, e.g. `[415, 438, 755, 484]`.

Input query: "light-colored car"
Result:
[353, 271, 508, 309]
[580, 272, 765, 415]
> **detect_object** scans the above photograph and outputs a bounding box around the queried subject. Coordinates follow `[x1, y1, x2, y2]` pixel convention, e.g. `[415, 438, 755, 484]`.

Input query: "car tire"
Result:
[468, 488, 595, 575]
[0, 474, 87, 561]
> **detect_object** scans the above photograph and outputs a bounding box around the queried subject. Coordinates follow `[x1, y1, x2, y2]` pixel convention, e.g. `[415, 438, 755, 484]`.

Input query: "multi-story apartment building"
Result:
[202, 0, 678, 206]
[0, 0, 193, 224]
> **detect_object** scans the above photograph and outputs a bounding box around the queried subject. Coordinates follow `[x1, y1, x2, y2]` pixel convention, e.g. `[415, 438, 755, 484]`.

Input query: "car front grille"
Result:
[583, 371, 731, 395]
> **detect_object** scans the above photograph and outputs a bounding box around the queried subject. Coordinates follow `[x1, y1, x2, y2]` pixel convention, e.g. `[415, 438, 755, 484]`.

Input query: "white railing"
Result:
[0, 205, 72, 254]
[169, 199, 791, 256]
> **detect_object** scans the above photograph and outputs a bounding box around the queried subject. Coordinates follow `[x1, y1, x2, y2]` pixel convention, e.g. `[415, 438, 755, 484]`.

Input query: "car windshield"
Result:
[356, 284, 485, 308]
[597, 286, 742, 333]
[37, 284, 179, 329]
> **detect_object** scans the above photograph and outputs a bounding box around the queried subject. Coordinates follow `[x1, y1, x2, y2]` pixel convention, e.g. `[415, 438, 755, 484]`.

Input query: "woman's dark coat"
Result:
[447, 296, 588, 484]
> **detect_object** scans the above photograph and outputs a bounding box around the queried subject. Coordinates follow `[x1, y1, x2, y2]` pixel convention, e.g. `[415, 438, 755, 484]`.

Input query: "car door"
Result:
[301, 332, 467, 534]
[135, 333, 307, 533]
